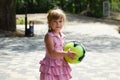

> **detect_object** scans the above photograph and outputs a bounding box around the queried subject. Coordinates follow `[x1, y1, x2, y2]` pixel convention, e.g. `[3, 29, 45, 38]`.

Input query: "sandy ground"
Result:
[0, 14, 120, 80]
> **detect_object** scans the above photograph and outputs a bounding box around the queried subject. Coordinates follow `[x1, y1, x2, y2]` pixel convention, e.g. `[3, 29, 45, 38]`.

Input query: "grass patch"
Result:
[16, 17, 44, 25]
[16, 17, 29, 24]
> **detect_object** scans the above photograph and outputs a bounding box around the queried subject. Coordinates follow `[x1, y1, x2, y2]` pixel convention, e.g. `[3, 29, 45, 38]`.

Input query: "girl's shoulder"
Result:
[44, 32, 55, 40]
[47, 32, 55, 37]
[47, 32, 65, 37]
[44, 32, 53, 43]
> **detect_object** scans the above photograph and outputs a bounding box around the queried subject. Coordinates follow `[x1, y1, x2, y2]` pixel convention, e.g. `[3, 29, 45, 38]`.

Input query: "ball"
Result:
[64, 41, 85, 64]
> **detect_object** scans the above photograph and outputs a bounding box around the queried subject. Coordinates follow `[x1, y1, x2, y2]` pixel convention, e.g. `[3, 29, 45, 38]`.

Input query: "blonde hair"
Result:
[47, 8, 66, 32]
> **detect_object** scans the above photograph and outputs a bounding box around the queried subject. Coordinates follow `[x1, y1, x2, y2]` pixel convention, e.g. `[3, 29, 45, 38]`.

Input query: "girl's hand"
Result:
[67, 48, 76, 59]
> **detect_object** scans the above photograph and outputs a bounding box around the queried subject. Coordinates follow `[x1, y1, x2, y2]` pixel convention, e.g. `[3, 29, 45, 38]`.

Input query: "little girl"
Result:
[39, 8, 76, 80]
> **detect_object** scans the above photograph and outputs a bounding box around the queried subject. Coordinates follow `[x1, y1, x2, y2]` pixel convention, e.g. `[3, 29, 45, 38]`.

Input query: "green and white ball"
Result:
[64, 41, 85, 64]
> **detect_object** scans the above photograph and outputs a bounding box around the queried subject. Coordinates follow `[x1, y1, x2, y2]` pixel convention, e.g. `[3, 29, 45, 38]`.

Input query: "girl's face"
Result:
[49, 18, 64, 33]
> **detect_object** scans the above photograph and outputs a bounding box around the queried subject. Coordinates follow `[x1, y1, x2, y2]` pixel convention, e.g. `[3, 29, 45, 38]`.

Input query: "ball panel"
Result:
[64, 41, 85, 64]
[64, 56, 80, 64]
[64, 42, 74, 51]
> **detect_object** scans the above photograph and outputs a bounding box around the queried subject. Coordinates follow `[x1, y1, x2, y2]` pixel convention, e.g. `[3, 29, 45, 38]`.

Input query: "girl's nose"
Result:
[56, 22, 60, 25]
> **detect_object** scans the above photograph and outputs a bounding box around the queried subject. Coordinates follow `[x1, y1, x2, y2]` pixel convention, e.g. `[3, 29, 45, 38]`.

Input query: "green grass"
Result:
[16, 17, 29, 24]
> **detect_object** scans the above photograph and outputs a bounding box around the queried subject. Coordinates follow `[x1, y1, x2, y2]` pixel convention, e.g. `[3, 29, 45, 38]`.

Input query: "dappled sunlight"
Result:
[1, 22, 119, 54]
[0, 37, 45, 53]
[0, 16, 120, 80]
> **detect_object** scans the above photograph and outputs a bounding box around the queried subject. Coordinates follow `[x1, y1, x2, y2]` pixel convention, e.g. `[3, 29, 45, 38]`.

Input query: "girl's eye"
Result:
[53, 20, 63, 23]
[59, 21, 62, 23]
[53, 21, 57, 23]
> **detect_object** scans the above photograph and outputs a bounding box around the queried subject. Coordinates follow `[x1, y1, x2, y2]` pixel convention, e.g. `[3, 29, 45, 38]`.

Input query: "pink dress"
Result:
[39, 32, 72, 80]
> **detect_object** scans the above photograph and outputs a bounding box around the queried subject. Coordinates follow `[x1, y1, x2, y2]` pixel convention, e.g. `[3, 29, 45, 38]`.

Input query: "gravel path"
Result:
[0, 14, 120, 80]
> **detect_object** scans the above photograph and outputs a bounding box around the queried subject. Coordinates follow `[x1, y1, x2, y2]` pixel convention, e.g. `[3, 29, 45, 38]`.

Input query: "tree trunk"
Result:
[0, 0, 16, 31]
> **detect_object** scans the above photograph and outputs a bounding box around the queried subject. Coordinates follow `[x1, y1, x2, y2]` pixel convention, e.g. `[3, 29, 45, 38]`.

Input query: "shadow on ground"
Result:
[0, 14, 120, 55]
[0, 34, 120, 56]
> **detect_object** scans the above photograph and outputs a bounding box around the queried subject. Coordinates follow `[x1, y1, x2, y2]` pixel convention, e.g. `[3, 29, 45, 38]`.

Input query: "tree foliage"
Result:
[110, 0, 120, 11]
[16, 0, 120, 17]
